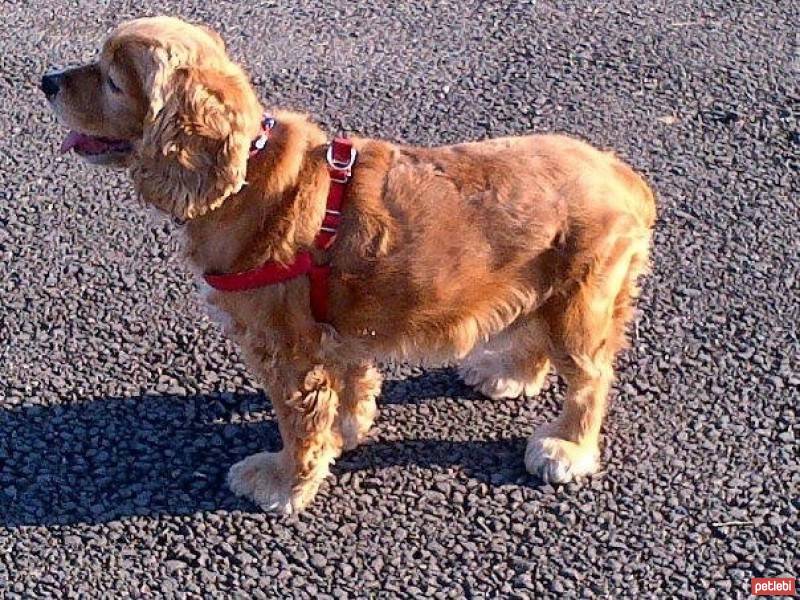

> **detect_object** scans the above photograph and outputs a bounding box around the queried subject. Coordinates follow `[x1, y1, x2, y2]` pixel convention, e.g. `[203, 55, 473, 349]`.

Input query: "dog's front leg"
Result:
[228, 362, 342, 514]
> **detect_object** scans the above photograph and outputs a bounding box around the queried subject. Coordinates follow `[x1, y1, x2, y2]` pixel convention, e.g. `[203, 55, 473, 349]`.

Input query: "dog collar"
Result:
[203, 136, 357, 324]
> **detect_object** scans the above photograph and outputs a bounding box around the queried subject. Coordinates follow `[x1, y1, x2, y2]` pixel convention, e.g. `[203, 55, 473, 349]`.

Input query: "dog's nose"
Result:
[41, 73, 62, 99]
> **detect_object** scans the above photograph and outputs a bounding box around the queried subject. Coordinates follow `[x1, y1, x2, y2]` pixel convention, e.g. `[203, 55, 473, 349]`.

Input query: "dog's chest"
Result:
[195, 277, 237, 334]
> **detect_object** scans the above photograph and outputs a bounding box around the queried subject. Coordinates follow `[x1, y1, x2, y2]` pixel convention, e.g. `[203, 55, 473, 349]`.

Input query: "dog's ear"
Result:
[131, 53, 261, 220]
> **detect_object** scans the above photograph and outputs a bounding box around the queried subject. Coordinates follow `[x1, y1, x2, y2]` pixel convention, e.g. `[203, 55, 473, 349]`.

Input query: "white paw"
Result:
[227, 451, 297, 514]
[480, 377, 527, 400]
[459, 366, 545, 400]
[525, 431, 600, 483]
[522, 378, 546, 398]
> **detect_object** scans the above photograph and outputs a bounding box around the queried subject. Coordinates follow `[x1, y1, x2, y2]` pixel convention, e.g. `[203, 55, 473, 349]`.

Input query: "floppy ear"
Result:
[131, 58, 261, 220]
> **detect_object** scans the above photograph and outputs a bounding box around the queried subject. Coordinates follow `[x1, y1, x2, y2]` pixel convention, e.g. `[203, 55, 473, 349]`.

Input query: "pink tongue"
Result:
[61, 131, 88, 154]
[60, 131, 118, 154]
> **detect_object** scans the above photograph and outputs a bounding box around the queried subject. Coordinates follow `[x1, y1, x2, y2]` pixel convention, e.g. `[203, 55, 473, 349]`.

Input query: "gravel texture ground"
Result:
[1, 0, 798, 597]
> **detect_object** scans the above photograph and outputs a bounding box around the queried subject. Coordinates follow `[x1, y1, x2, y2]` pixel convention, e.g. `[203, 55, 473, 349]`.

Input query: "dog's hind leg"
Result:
[525, 225, 650, 483]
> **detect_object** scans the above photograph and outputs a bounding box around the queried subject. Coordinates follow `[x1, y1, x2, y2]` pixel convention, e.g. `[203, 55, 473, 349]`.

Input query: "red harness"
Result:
[203, 119, 356, 324]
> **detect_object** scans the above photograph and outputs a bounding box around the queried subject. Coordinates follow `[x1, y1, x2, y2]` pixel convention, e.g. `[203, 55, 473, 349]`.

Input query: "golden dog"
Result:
[43, 16, 656, 513]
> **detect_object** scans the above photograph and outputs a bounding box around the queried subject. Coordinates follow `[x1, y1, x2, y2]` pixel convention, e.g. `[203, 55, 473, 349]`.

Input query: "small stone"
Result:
[165, 560, 188, 573]
[310, 553, 327, 569]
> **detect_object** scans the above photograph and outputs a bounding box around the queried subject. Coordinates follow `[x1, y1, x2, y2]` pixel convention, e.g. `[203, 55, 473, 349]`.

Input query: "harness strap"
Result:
[203, 124, 356, 324]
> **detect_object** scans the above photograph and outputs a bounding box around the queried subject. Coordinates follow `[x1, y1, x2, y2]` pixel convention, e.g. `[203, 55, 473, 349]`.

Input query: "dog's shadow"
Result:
[0, 369, 548, 527]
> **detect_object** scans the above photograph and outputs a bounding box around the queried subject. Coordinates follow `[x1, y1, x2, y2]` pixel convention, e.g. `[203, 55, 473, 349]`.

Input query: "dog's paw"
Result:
[459, 366, 546, 400]
[525, 429, 600, 484]
[227, 451, 302, 515]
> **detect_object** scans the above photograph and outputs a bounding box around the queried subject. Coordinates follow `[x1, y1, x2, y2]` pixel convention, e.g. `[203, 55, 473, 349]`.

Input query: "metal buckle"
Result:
[326, 144, 356, 172]
[253, 134, 268, 151]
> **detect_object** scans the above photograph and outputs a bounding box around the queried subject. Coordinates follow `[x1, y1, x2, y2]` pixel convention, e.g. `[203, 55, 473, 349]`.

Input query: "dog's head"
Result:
[42, 16, 262, 219]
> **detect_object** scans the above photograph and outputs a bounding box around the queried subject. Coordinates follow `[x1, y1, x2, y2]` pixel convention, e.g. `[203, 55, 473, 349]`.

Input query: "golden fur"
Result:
[46, 17, 656, 513]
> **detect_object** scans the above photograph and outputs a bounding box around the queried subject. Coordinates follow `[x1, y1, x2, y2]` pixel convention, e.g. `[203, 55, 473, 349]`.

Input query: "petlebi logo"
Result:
[750, 577, 796, 596]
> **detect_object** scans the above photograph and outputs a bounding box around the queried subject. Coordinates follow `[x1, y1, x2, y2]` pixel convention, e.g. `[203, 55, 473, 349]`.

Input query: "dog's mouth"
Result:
[60, 130, 133, 162]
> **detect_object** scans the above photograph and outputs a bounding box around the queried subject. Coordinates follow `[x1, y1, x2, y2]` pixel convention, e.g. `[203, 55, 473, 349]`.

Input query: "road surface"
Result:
[1, 0, 797, 597]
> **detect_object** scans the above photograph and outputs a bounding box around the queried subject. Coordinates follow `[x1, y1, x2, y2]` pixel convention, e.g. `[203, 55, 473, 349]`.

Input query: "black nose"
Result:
[41, 73, 62, 99]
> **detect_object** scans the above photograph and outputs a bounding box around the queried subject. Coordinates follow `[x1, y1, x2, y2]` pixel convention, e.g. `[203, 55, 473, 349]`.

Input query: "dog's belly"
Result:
[331, 244, 559, 363]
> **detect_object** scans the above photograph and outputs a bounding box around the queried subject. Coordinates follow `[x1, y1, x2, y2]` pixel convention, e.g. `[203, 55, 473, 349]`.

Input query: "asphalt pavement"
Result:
[1, 0, 797, 597]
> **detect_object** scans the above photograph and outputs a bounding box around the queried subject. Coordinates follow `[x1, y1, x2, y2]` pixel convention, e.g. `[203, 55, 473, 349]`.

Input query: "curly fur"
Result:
[46, 17, 657, 513]
[121, 30, 263, 219]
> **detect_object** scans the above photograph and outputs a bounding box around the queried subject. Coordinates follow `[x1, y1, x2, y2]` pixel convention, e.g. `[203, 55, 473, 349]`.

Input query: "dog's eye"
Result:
[106, 76, 121, 93]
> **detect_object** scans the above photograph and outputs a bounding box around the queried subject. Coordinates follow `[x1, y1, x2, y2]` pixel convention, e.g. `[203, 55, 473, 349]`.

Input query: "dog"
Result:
[42, 16, 656, 514]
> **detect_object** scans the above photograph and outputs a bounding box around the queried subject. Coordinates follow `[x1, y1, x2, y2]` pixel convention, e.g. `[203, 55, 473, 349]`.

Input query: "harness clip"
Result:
[326, 143, 356, 182]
